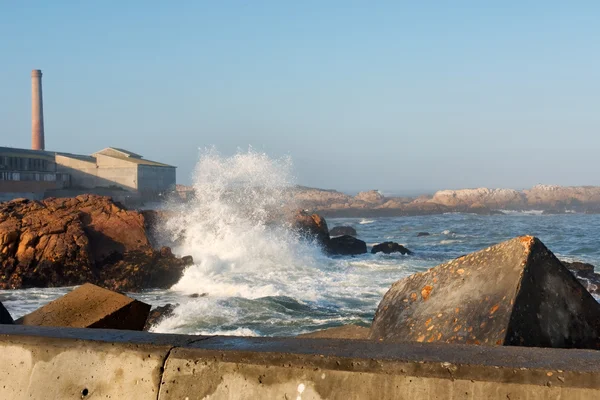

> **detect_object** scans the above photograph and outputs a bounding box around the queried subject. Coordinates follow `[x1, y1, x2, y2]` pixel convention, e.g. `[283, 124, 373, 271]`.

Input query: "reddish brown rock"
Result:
[293, 210, 330, 246]
[370, 236, 600, 349]
[16, 283, 150, 330]
[0, 196, 192, 291]
[144, 303, 176, 331]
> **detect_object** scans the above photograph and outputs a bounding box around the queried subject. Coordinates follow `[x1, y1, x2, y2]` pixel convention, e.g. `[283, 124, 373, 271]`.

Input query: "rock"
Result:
[371, 242, 412, 255]
[293, 211, 330, 246]
[326, 235, 367, 255]
[16, 283, 151, 331]
[189, 293, 208, 298]
[329, 226, 357, 237]
[563, 261, 600, 296]
[0, 302, 13, 324]
[0, 196, 193, 291]
[297, 325, 370, 339]
[354, 190, 385, 204]
[370, 236, 600, 349]
[144, 303, 176, 331]
[417, 232, 430, 237]
[97, 249, 194, 293]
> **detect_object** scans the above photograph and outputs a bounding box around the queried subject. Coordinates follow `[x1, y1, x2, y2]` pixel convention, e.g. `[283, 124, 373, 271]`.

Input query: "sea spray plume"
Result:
[163, 147, 325, 302]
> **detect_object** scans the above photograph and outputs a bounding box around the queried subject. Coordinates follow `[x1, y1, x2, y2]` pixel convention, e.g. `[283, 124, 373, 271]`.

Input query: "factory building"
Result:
[0, 70, 176, 202]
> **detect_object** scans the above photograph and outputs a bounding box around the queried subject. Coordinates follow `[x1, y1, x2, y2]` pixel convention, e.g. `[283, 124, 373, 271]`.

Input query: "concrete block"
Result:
[16, 283, 150, 330]
[0, 301, 14, 324]
[370, 236, 600, 349]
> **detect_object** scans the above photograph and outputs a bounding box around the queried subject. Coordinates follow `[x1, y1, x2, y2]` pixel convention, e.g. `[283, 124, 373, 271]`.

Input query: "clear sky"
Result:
[1, 1, 599, 194]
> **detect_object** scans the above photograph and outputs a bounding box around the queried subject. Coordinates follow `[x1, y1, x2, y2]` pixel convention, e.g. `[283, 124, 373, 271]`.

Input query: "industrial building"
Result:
[0, 70, 176, 202]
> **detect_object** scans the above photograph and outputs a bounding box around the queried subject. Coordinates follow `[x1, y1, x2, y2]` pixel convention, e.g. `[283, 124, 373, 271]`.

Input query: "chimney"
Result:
[31, 69, 45, 151]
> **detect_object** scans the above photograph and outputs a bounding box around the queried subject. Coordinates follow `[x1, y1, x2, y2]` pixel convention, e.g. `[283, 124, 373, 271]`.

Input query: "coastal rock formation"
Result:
[417, 232, 430, 237]
[563, 261, 600, 296]
[293, 210, 329, 246]
[371, 242, 412, 255]
[16, 283, 151, 331]
[329, 226, 357, 237]
[0, 302, 13, 324]
[144, 303, 176, 331]
[297, 325, 370, 339]
[370, 236, 600, 349]
[327, 235, 367, 256]
[524, 185, 600, 208]
[430, 188, 525, 209]
[354, 190, 384, 204]
[0, 195, 192, 291]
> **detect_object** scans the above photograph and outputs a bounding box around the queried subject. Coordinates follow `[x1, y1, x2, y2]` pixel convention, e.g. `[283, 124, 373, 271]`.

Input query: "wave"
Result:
[359, 219, 375, 224]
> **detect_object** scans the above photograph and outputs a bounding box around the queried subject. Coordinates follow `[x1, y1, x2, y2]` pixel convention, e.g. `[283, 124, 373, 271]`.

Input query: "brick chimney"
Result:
[31, 69, 45, 151]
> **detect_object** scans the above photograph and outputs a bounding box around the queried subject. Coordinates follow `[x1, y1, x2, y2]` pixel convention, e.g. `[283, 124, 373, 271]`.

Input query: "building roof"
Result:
[94, 147, 175, 168]
[0, 146, 174, 168]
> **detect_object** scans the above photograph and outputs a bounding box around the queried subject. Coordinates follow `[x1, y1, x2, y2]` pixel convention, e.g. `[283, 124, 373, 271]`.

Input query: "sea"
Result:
[2, 149, 600, 337]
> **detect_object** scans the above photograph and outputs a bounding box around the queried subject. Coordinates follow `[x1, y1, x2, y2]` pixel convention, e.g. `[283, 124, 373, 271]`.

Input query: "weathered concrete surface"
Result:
[1, 325, 600, 399]
[0, 301, 14, 324]
[0, 326, 175, 400]
[370, 236, 600, 349]
[297, 324, 370, 339]
[16, 283, 150, 330]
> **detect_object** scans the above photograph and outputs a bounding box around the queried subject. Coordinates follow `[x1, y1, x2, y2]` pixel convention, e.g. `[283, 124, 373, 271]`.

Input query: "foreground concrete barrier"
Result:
[1, 325, 600, 399]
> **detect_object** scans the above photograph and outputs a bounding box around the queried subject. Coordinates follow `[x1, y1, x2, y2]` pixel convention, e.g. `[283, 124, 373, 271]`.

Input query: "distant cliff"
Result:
[292, 185, 600, 217]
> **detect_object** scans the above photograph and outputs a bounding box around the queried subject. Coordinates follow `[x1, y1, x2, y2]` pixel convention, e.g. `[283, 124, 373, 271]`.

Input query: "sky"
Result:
[1, 1, 599, 194]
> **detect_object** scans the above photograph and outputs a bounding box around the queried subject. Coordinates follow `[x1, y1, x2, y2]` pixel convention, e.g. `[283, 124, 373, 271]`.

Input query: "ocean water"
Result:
[2, 149, 600, 337]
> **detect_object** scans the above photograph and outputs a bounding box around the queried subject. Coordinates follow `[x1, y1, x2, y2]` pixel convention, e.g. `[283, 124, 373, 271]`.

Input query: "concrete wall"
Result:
[95, 154, 138, 190]
[55, 155, 99, 189]
[1, 325, 600, 399]
[138, 165, 176, 193]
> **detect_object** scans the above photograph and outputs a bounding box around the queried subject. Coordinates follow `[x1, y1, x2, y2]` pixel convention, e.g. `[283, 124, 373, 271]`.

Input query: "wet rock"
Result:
[370, 236, 600, 349]
[371, 242, 412, 255]
[326, 235, 367, 256]
[329, 226, 357, 237]
[563, 261, 600, 296]
[293, 210, 329, 246]
[98, 249, 194, 293]
[189, 293, 208, 298]
[144, 303, 176, 331]
[0, 302, 13, 324]
[16, 283, 150, 331]
[0, 196, 193, 291]
[417, 232, 430, 237]
[297, 324, 370, 339]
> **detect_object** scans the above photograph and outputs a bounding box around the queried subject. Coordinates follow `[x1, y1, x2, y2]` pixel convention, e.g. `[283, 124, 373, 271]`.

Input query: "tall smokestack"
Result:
[31, 69, 45, 151]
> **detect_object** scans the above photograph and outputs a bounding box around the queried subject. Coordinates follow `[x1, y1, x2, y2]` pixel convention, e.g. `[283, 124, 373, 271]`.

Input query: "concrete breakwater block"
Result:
[16, 283, 150, 330]
[0, 301, 13, 324]
[370, 236, 600, 349]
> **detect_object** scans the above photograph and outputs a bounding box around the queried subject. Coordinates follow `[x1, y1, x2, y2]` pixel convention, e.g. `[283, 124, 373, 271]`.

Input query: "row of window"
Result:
[0, 156, 53, 171]
[0, 172, 70, 182]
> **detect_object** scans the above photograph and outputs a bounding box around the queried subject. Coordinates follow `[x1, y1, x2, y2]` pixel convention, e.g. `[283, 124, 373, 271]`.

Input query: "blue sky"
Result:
[1, 1, 599, 194]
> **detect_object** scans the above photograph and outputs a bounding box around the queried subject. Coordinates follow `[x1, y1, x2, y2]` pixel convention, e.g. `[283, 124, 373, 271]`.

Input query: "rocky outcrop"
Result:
[327, 235, 367, 256]
[430, 188, 525, 209]
[0, 195, 192, 291]
[563, 261, 600, 296]
[16, 283, 151, 331]
[371, 242, 412, 255]
[417, 232, 430, 237]
[293, 211, 329, 246]
[354, 190, 384, 204]
[144, 303, 176, 331]
[329, 226, 357, 237]
[370, 236, 600, 349]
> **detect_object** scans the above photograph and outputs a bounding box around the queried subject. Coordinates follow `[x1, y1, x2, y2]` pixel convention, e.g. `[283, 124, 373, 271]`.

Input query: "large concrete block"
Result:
[16, 283, 150, 330]
[0, 301, 13, 324]
[370, 236, 600, 349]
